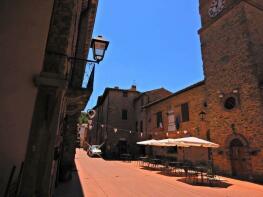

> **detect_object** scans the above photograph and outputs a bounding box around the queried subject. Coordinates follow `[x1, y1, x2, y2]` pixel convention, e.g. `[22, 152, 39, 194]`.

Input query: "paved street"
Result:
[59, 149, 263, 197]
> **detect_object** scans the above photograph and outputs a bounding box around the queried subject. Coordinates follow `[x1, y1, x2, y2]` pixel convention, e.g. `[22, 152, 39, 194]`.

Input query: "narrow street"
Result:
[57, 149, 263, 197]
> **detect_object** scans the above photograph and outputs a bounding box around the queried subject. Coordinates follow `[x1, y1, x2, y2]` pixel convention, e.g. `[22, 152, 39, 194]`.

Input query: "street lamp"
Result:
[199, 111, 206, 121]
[90, 35, 109, 63]
[46, 35, 109, 64]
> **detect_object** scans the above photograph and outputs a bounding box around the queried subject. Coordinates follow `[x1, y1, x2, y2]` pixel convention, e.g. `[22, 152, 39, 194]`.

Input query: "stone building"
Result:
[0, 0, 102, 196]
[89, 86, 171, 158]
[134, 88, 173, 135]
[198, 0, 263, 181]
[141, 81, 208, 163]
[142, 0, 263, 181]
[78, 124, 89, 149]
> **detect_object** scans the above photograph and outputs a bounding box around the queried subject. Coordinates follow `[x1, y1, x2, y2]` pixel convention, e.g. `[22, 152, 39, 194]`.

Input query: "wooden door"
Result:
[230, 139, 248, 178]
[118, 140, 127, 155]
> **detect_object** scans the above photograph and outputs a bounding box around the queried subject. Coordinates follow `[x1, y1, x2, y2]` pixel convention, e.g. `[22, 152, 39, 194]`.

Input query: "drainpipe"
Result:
[105, 94, 110, 155]
[95, 108, 100, 144]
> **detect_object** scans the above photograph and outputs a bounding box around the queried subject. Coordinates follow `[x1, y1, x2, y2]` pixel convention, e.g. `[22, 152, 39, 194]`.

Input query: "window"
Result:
[167, 111, 176, 131]
[140, 98, 144, 111]
[224, 97, 236, 110]
[140, 121, 143, 132]
[123, 91, 128, 97]
[175, 116, 180, 130]
[135, 121, 138, 132]
[156, 111, 163, 128]
[181, 103, 189, 122]
[122, 109, 128, 120]
[140, 98, 144, 106]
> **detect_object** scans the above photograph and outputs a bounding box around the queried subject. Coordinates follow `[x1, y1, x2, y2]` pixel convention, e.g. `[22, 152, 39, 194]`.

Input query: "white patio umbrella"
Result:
[137, 139, 181, 147]
[158, 137, 219, 163]
[136, 139, 159, 145]
[169, 137, 219, 148]
[137, 137, 219, 148]
[157, 138, 190, 147]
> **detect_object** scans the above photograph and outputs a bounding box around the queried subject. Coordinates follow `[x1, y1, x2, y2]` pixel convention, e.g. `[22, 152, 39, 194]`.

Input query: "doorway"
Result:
[229, 138, 249, 178]
[117, 139, 127, 155]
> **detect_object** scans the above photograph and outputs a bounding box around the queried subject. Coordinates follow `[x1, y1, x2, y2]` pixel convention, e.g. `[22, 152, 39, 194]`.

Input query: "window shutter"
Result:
[156, 112, 163, 128]
[167, 111, 176, 131]
[181, 103, 189, 122]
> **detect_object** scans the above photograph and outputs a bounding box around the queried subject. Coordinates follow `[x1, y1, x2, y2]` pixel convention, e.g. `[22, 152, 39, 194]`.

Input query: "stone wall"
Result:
[0, 0, 54, 196]
[199, 0, 263, 180]
[98, 88, 140, 158]
[89, 87, 173, 158]
[143, 83, 208, 163]
[17, 0, 99, 196]
[134, 88, 172, 140]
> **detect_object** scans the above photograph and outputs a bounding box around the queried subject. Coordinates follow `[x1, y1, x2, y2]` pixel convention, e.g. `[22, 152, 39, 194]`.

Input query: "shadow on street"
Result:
[54, 162, 84, 197]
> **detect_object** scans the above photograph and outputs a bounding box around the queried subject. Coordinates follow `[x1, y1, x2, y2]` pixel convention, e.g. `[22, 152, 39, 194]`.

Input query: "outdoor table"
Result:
[138, 156, 148, 165]
[181, 165, 191, 177]
[195, 166, 208, 183]
[169, 161, 182, 167]
[168, 162, 183, 174]
[167, 161, 182, 172]
[149, 158, 161, 168]
[138, 156, 149, 166]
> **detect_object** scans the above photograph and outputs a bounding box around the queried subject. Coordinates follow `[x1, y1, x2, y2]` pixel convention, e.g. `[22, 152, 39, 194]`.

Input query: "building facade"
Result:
[0, 0, 100, 196]
[89, 86, 171, 158]
[143, 0, 263, 181]
[78, 124, 89, 148]
[199, 0, 263, 181]
[89, 0, 263, 181]
[141, 82, 208, 163]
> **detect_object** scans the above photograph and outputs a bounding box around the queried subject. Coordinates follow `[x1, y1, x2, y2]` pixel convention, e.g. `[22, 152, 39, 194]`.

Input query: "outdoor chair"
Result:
[167, 159, 185, 176]
[137, 156, 147, 166]
[181, 160, 193, 176]
[147, 159, 154, 168]
[154, 159, 163, 169]
[206, 167, 221, 186]
[174, 162, 184, 175]
[147, 158, 161, 168]
[161, 159, 171, 174]
[186, 169, 199, 184]
[142, 157, 150, 166]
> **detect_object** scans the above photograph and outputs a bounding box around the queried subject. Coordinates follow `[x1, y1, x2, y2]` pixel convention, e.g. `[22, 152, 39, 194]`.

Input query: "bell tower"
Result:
[199, 0, 263, 180]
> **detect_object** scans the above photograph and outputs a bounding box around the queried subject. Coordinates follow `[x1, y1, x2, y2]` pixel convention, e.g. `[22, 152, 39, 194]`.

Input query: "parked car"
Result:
[88, 145, 102, 157]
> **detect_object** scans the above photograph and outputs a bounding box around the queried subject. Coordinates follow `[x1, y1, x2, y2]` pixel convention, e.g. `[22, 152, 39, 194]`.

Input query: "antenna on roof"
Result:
[132, 80, 137, 86]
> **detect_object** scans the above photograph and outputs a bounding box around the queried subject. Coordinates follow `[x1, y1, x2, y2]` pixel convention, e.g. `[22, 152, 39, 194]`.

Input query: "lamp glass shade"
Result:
[199, 111, 206, 120]
[91, 35, 109, 62]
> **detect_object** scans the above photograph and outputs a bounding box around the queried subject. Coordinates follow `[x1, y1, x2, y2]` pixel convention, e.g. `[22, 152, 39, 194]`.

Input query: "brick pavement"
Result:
[57, 149, 263, 197]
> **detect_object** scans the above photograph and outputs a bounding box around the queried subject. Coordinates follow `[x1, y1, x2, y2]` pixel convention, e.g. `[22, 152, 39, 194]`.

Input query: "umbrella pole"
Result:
[208, 147, 214, 173]
[183, 148, 185, 162]
[211, 148, 214, 174]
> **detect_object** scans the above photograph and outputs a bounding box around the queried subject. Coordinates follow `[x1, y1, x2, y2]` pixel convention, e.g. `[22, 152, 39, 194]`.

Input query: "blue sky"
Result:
[85, 0, 203, 110]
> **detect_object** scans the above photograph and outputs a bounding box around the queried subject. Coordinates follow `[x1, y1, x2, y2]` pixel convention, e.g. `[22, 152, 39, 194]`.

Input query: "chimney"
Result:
[114, 86, 119, 89]
[130, 85, 136, 91]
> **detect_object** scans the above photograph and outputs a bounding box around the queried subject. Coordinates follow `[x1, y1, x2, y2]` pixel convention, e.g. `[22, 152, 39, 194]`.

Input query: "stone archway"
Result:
[226, 134, 251, 178]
